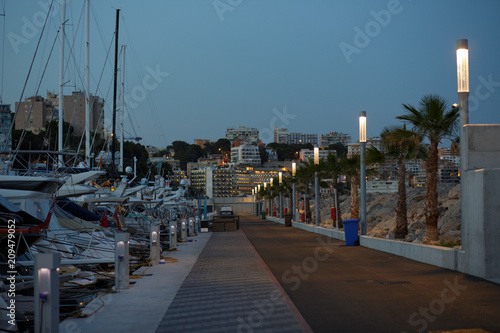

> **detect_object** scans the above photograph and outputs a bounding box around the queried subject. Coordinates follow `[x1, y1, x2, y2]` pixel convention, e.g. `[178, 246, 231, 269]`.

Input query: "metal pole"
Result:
[279, 193, 283, 218]
[360, 141, 367, 235]
[119, 45, 126, 172]
[334, 187, 339, 229]
[111, 9, 120, 170]
[58, 0, 66, 166]
[292, 182, 296, 221]
[315, 171, 320, 226]
[85, 0, 90, 166]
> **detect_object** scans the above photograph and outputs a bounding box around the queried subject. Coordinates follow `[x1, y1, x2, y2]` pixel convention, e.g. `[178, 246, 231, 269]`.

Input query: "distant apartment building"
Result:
[187, 155, 224, 178]
[230, 145, 261, 165]
[0, 104, 12, 151]
[299, 149, 335, 162]
[265, 148, 278, 162]
[288, 132, 318, 145]
[320, 132, 351, 148]
[190, 165, 281, 198]
[274, 127, 289, 144]
[15, 96, 56, 134]
[438, 147, 460, 167]
[226, 126, 259, 146]
[15, 92, 104, 136]
[347, 137, 384, 157]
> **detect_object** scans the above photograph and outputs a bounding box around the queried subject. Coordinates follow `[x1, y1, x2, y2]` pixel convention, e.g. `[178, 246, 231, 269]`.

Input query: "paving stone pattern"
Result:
[156, 230, 304, 333]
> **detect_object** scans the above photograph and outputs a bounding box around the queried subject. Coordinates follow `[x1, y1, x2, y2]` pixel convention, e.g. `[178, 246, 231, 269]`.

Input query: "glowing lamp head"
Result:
[456, 39, 469, 93]
[314, 147, 319, 165]
[292, 162, 296, 177]
[258, 184, 261, 191]
[270, 178, 273, 186]
[279, 172, 283, 184]
[359, 111, 367, 143]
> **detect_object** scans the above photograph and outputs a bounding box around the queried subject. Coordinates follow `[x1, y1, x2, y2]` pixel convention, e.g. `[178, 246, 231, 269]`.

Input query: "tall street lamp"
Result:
[263, 182, 267, 217]
[359, 111, 367, 235]
[314, 147, 320, 226]
[456, 38, 469, 248]
[279, 171, 283, 219]
[292, 162, 296, 221]
[270, 178, 274, 217]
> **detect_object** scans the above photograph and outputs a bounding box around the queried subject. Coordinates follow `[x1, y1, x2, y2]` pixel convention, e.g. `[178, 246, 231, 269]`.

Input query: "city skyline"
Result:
[1, 1, 499, 148]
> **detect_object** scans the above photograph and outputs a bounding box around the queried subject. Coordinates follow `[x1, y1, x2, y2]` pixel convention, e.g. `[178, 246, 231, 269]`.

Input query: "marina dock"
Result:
[61, 217, 500, 333]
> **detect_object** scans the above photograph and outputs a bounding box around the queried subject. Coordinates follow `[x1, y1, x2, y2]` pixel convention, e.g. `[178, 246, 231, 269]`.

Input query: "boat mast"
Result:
[58, 0, 66, 166]
[85, 0, 90, 166]
[120, 45, 126, 172]
[111, 9, 120, 171]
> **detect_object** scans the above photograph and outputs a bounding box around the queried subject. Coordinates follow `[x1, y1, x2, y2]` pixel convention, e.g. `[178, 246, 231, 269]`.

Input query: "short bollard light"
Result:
[169, 222, 177, 250]
[115, 232, 130, 291]
[181, 220, 188, 242]
[35, 253, 60, 333]
[150, 225, 161, 265]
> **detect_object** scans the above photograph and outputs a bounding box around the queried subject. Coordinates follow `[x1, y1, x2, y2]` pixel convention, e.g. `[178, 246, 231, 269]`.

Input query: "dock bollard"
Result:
[35, 253, 60, 333]
[169, 221, 177, 250]
[181, 220, 188, 242]
[115, 232, 130, 291]
[150, 225, 161, 265]
[188, 217, 195, 235]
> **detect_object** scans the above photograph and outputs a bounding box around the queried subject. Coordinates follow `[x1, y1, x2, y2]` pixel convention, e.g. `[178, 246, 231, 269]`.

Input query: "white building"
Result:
[230, 145, 261, 165]
[288, 133, 318, 145]
[320, 132, 351, 148]
[274, 127, 289, 144]
[226, 126, 259, 146]
[299, 149, 335, 162]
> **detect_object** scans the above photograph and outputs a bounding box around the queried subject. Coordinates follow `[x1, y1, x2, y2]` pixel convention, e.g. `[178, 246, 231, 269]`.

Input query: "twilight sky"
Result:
[1, 0, 500, 148]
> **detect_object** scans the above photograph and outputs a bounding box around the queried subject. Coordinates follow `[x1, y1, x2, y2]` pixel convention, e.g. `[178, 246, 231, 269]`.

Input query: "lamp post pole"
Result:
[292, 162, 296, 221]
[263, 182, 267, 217]
[456, 39, 469, 251]
[314, 147, 320, 226]
[359, 111, 367, 235]
[279, 172, 283, 219]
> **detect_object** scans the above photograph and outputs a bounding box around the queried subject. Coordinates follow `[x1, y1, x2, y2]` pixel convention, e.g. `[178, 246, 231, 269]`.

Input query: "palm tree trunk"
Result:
[395, 157, 408, 239]
[350, 175, 359, 219]
[426, 140, 440, 241]
[332, 176, 343, 227]
[306, 183, 312, 222]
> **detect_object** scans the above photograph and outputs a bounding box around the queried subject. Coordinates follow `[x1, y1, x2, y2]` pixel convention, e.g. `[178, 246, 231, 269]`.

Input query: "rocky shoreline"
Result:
[312, 184, 461, 245]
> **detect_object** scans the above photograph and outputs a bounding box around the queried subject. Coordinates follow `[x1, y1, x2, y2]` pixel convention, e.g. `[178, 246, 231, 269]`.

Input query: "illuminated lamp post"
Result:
[456, 39, 469, 248]
[292, 162, 296, 221]
[314, 147, 320, 226]
[359, 111, 367, 235]
[279, 171, 283, 219]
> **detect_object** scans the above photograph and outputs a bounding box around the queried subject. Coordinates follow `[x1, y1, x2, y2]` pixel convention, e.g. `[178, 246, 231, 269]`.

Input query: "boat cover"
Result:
[56, 198, 101, 221]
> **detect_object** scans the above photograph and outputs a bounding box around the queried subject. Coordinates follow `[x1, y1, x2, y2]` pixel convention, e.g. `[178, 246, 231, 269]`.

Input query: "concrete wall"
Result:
[461, 168, 500, 279]
[463, 124, 500, 171]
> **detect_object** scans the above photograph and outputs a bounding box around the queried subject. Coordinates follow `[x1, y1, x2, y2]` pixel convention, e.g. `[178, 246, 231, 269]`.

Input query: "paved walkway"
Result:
[61, 233, 212, 333]
[61, 216, 500, 333]
[155, 230, 310, 332]
[240, 216, 500, 333]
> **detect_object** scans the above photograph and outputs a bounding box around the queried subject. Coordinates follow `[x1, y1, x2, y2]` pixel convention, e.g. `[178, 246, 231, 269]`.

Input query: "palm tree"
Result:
[319, 152, 344, 227]
[341, 155, 361, 219]
[366, 126, 426, 239]
[296, 160, 316, 222]
[397, 94, 459, 241]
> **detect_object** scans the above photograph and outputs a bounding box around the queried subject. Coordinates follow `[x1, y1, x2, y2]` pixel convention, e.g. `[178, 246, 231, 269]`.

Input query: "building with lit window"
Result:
[226, 126, 259, 146]
[299, 149, 335, 162]
[320, 132, 351, 148]
[230, 145, 261, 165]
[274, 127, 289, 144]
[288, 133, 318, 145]
[0, 104, 12, 152]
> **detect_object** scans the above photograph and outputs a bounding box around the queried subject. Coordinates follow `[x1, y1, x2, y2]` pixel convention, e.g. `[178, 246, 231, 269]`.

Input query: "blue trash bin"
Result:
[343, 219, 360, 246]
